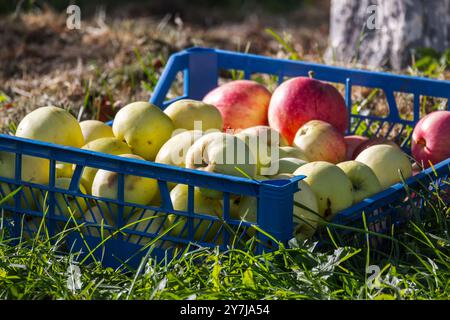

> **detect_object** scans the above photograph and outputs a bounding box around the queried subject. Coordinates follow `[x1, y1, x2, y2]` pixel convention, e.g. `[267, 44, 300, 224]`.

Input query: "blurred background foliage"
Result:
[410, 48, 450, 78]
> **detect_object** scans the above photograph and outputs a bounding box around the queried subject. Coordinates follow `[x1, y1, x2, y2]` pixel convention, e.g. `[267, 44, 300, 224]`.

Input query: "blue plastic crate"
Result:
[0, 47, 449, 268]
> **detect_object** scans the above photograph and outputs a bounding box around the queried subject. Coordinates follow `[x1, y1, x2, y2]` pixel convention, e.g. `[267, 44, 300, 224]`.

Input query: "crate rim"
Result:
[181, 46, 450, 92]
[0, 133, 306, 194]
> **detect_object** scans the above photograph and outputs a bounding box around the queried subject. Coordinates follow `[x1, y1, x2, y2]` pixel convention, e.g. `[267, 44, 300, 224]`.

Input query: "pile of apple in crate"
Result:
[1, 76, 449, 243]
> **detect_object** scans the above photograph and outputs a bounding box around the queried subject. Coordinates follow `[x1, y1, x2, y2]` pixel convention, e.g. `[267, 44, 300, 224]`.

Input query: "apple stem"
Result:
[417, 137, 426, 147]
[308, 71, 315, 78]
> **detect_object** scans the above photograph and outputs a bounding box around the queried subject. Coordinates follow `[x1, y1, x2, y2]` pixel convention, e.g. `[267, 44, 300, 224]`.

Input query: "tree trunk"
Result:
[324, 0, 450, 70]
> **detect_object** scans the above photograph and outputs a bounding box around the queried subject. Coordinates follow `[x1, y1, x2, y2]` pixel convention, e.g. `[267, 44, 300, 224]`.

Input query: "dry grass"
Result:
[0, 2, 330, 131]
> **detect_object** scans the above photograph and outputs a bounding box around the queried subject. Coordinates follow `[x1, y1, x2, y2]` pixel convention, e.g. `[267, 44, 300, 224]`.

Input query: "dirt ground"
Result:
[0, 1, 330, 132]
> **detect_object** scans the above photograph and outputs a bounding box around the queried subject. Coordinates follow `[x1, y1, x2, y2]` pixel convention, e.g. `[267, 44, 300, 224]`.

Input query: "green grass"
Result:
[409, 48, 450, 78]
[0, 171, 448, 300]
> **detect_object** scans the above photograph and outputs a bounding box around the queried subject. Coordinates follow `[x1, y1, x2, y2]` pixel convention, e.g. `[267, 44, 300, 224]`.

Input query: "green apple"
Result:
[294, 161, 353, 220]
[79, 137, 132, 193]
[165, 184, 223, 242]
[293, 120, 346, 164]
[355, 144, 412, 189]
[91, 154, 158, 218]
[16, 106, 84, 148]
[337, 160, 382, 204]
[112, 101, 174, 161]
[38, 177, 88, 219]
[79, 120, 114, 144]
[235, 125, 288, 176]
[163, 99, 223, 131]
[185, 132, 257, 199]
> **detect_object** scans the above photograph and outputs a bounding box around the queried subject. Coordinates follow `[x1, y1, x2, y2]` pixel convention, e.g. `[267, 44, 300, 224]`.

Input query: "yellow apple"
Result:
[278, 146, 309, 161]
[292, 179, 321, 241]
[155, 130, 204, 191]
[225, 174, 268, 220]
[56, 162, 73, 178]
[125, 209, 168, 247]
[266, 157, 307, 177]
[16, 106, 84, 148]
[163, 99, 223, 131]
[185, 132, 257, 199]
[265, 172, 292, 180]
[38, 177, 88, 219]
[337, 160, 382, 204]
[235, 125, 288, 176]
[79, 137, 132, 193]
[155, 130, 203, 168]
[237, 175, 320, 240]
[82, 204, 115, 238]
[0, 183, 38, 210]
[83, 205, 172, 249]
[0, 151, 48, 210]
[294, 161, 353, 220]
[232, 195, 257, 237]
[79, 120, 114, 144]
[0, 151, 49, 184]
[293, 120, 346, 164]
[355, 144, 412, 189]
[112, 101, 174, 160]
[91, 154, 158, 219]
[236, 125, 288, 147]
[165, 184, 223, 242]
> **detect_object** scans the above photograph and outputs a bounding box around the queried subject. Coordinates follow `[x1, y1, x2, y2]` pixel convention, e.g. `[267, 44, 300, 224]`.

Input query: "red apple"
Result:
[344, 135, 369, 160]
[293, 120, 347, 164]
[202, 80, 271, 131]
[268, 76, 349, 145]
[412, 110, 450, 168]
[352, 137, 399, 159]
